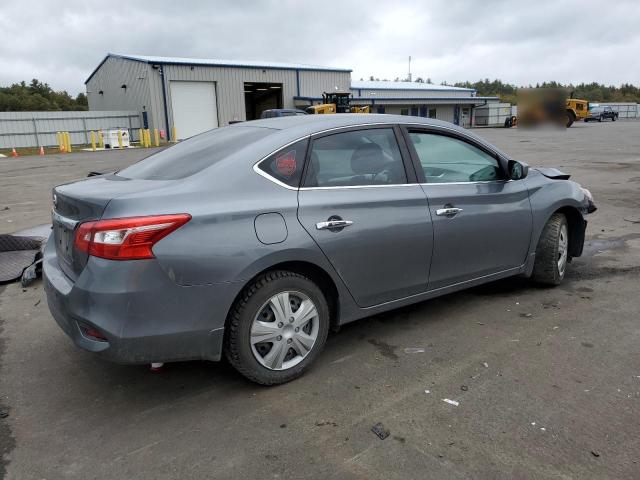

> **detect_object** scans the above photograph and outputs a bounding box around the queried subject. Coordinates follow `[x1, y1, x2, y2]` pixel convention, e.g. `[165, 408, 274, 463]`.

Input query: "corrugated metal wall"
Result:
[0, 111, 141, 148]
[87, 57, 152, 124]
[87, 57, 352, 133]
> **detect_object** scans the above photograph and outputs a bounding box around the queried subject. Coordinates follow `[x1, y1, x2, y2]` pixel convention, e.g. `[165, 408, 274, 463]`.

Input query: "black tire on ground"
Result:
[224, 270, 330, 385]
[598, 115, 603, 122]
[566, 111, 575, 128]
[612, 116, 617, 122]
[531, 213, 569, 286]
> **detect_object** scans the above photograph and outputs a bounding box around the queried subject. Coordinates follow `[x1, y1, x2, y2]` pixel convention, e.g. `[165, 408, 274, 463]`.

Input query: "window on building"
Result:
[408, 132, 502, 183]
[410, 107, 419, 116]
[304, 128, 407, 187]
[400, 108, 409, 116]
[376, 106, 386, 114]
[257, 138, 309, 187]
[428, 108, 437, 119]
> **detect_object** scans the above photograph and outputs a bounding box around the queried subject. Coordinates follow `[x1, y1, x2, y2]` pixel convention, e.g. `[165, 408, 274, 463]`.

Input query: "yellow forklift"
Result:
[306, 92, 370, 114]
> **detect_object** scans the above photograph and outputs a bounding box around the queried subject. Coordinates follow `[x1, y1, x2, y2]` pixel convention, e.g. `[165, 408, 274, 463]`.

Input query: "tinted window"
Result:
[119, 126, 272, 180]
[257, 139, 308, 187]
[409, 132, 502, 183]
[304, 128, 406, 187]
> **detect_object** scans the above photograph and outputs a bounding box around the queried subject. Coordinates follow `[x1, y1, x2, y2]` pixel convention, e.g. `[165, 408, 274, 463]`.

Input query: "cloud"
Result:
[1, 0, 639, 94]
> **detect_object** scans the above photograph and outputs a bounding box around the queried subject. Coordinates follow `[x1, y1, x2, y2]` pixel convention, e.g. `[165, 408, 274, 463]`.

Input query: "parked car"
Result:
[585, 105, 618, 122]
[44, 115, 596, 385]
[260, 108, 308, 118]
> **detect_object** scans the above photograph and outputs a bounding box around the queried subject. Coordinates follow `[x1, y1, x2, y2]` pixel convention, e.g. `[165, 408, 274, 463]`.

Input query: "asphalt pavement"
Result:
[1, 122, 639, 479]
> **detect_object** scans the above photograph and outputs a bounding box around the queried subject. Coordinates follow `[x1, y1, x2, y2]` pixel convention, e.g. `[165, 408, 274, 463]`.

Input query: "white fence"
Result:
[0, 111, 141, 148]
[590, 103, 639, 119]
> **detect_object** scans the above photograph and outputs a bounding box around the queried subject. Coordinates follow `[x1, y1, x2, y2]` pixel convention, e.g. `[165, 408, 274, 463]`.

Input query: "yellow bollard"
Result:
[171, 125, 178, 143]
[117, 130, 124, 149]
[146, 129, 152, 148]
[98, 130, 104, 149]
[90, 131, 97, 152]
[153, 128, 159, 147]
[56, 132, 63, 151]
[65, 132, 72, 153]
[138, 129, 144, 147]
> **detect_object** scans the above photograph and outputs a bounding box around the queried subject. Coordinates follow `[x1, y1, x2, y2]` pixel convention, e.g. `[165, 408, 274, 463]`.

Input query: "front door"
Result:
[297, 127, 433, 307]
[404, 129, 532, 290]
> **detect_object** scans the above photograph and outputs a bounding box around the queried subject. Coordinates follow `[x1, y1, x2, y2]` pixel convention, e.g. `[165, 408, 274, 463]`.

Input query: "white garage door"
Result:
[170, 81, 218, 140]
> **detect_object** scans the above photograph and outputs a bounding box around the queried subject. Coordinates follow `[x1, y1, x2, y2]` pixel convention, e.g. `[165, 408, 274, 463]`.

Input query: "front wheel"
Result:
[531, 213, 569, 286]
[612, 116, 617, 122]
[224, 271, 330, 385]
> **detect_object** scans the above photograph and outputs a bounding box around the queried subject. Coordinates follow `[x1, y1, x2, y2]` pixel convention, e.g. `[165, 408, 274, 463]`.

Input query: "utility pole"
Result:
[408, 56, 412, 82]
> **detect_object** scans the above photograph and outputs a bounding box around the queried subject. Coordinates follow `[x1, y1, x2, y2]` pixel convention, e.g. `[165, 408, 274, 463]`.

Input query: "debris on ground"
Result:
[0, 410, 8, 419]
[591, 450, 600, 458]
[520, 313, 533, 318]
[442, 398, 459, 407]
[482, 362, 489, 368]
[403, 347, 425, 354]
[371, 422, 390, 440]
[460, 385, 468, 391]
[424, 389, 431, 394]
[0, 230, 48, 284]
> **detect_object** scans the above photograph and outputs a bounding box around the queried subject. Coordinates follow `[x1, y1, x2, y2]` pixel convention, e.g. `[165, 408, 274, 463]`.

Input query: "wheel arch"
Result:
[224, 260, 341, 334]
[546, 205, 585, 258]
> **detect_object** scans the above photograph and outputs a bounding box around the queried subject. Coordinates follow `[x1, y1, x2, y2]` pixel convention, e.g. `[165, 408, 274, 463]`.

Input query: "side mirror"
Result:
[508, 160, 529, 180]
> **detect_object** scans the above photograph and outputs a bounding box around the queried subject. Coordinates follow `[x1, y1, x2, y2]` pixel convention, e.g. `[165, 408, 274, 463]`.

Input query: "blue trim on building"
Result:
[295, 69, 300, 97]
[294, 96, 499, 102]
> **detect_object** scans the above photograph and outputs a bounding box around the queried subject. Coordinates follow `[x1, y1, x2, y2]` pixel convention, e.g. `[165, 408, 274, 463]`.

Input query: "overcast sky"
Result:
[1, 0, 639, 94]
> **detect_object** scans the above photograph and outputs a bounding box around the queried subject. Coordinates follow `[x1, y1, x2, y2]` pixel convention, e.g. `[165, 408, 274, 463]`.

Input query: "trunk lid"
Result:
[51, 175, 171, 280]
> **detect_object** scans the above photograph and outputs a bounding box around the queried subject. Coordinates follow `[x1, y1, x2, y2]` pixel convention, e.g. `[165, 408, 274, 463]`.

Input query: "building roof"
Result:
[85, 53, 352, 83]
[350, 80, 475, 93]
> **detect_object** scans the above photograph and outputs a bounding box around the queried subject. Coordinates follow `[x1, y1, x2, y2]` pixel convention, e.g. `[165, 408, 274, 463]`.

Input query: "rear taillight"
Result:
[74, 214, 191, 260]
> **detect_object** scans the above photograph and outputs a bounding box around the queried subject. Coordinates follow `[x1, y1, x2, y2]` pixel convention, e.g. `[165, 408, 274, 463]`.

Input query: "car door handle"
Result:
[436, 207, 463, 217]
[316, 220, 354, 230]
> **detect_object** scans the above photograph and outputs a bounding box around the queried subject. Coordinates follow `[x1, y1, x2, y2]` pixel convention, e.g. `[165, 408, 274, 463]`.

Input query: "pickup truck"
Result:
[585, 105, 618, 122]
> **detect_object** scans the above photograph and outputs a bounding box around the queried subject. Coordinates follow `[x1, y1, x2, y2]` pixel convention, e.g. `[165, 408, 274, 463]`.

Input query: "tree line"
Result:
[361, 77, 640, 103]
[0, 79, 88, 111]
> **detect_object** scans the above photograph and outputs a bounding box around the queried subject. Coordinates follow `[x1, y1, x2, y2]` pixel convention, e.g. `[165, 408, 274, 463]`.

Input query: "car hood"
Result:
[533, 167, 571, 180]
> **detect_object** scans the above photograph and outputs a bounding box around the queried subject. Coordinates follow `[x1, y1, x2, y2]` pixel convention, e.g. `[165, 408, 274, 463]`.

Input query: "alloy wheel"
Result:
[557, 223, 568, 276]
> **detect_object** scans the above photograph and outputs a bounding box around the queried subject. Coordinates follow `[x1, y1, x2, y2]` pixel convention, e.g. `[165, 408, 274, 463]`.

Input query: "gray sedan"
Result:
[44, 114, 596, 384]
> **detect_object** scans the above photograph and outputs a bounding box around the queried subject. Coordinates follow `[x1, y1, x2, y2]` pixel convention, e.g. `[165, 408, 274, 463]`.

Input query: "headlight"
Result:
[581, 187, 593, 202]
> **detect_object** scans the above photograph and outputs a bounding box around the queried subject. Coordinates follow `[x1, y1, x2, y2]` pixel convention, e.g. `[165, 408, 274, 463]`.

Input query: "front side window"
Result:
[409, 132, 502, 183]
[304, 128, 407, 187]
[257, 138, 308, 187]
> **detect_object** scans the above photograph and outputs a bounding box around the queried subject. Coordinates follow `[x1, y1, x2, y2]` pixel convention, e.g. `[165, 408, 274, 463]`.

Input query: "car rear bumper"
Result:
[43, 235, 241, 364]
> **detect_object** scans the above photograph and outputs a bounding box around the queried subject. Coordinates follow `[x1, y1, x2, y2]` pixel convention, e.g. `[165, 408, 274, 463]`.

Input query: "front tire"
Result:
[224, 271, 330, 385]
[531, 213, 569, 286]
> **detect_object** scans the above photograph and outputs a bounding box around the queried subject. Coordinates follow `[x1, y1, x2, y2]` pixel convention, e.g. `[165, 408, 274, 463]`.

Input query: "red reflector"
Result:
[275, 150, 296, 177]
[74, 214, 191, 260]
[78, 323, 108, 342]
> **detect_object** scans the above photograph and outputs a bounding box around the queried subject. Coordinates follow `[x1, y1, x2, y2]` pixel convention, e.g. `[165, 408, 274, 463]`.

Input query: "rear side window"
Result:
[118, 126, 273, 180]
[409, 132, 502, 183]
[257, 139, 309, 187]
[304, 128, 406, 187]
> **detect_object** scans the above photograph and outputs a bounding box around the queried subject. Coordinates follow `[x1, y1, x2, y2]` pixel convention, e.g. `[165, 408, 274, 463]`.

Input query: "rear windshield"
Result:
[118, 126, 273, 180]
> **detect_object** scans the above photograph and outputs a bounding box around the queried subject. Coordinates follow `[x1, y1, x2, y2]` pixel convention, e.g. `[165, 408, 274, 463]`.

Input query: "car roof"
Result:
[229, 114, 508, 158]
[234, 113, 463, 135]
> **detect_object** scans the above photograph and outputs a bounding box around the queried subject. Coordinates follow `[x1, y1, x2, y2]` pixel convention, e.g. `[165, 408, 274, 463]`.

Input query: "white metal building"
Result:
[295, 81, 500, 127]
[86, 53, 352, 140]
[86, 54, 500, 138]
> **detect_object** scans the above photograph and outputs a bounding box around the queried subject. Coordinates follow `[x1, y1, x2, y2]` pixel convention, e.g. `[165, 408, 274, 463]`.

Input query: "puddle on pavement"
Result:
[582, 233, 640, 256]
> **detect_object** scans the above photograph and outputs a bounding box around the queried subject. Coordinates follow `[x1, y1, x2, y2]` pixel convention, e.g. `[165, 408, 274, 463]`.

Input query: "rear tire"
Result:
[612, 116, 617, 122]
[598, 115, 603, 122]
[531, 213, 569, 286]
[224, 270, 330, 385]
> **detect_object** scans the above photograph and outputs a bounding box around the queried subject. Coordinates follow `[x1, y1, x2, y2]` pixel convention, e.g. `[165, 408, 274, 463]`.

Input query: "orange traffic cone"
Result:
[11, 148, 18, 157]
[39, 146, 45, 156]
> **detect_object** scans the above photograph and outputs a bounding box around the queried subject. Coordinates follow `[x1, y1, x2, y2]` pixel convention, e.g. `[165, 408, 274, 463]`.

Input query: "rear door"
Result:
[297, 126, 433, 308]
[403, 127, 532, 290]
